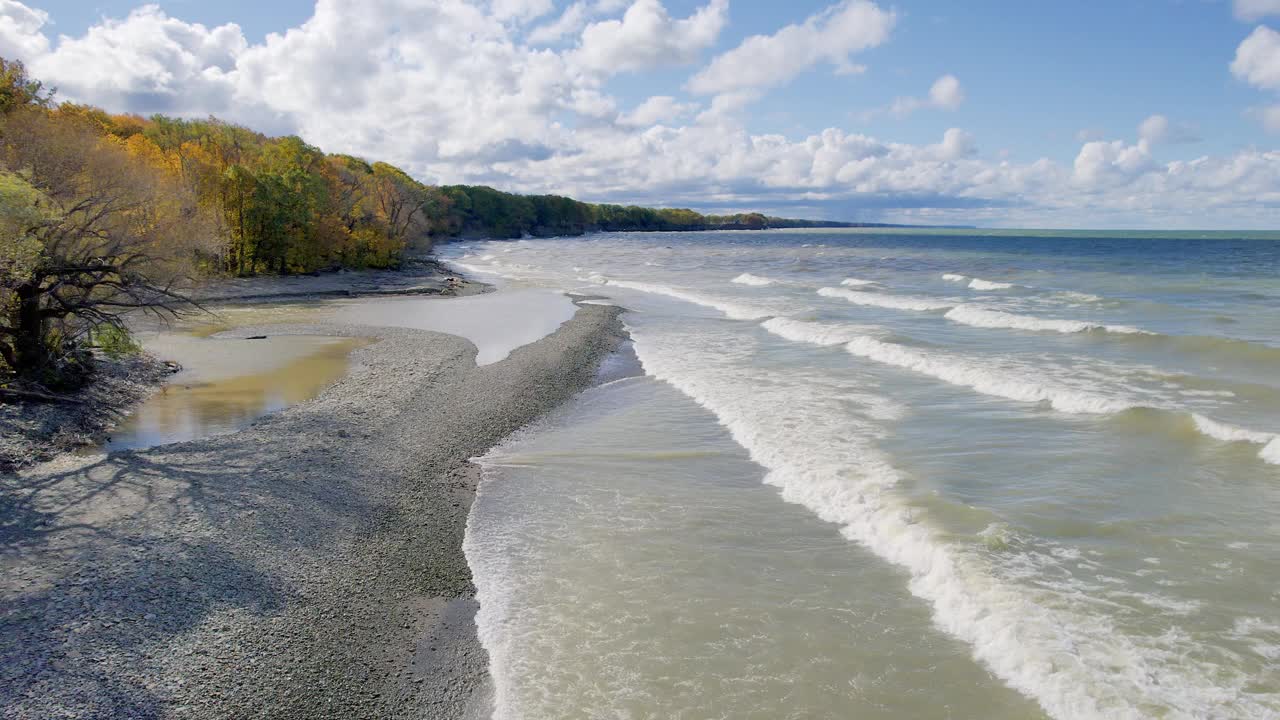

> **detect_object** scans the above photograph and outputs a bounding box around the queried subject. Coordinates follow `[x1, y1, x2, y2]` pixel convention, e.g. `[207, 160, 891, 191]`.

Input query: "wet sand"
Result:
[0, 293, 626, 718]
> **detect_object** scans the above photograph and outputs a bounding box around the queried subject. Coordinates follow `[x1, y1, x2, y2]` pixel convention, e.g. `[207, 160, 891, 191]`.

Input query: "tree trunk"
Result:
[12, 283, 47, 375]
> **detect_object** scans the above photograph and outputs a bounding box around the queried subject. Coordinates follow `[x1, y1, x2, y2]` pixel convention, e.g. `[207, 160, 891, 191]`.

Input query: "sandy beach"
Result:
[0, 269, 626, 718]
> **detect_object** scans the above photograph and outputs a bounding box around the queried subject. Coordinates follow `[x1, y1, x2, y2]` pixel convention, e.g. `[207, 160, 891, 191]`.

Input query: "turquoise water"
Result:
[447, 230, 1280, 719]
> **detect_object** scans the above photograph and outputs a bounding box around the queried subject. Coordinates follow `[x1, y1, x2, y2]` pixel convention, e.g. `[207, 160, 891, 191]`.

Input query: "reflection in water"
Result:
[104, 337, 368, 452]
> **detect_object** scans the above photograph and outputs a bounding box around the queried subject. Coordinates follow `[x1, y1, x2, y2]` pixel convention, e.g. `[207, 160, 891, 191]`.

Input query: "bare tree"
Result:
[0, 107, 215, 385]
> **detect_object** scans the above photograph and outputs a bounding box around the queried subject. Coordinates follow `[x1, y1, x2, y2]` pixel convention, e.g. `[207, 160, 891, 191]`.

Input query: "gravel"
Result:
[0, 354, 175, 474]
[0, 301, 626, 719]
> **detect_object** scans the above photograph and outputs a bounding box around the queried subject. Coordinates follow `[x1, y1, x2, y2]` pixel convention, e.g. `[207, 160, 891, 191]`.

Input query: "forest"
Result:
[0, 58, 847, 383]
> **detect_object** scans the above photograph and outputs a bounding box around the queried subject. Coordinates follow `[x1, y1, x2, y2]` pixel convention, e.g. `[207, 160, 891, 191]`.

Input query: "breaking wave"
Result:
[945, 305, 1151, 335]
[818, 287, 952, 312]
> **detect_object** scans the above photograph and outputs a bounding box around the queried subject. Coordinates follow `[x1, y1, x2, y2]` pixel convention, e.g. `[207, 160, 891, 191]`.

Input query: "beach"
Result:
[0, 267, 626, 718]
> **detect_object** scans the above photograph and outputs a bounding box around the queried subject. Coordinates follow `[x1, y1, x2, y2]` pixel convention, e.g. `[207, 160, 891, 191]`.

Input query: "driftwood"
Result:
[0, 387, 83, 405]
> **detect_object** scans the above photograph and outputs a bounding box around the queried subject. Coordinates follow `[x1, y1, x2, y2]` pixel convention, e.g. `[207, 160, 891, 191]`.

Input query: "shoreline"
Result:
[1, 276, 627, 717]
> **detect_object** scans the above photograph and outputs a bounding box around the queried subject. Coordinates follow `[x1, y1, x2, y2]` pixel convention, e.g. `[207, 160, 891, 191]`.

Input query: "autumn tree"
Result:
[0, 107, 215, 384]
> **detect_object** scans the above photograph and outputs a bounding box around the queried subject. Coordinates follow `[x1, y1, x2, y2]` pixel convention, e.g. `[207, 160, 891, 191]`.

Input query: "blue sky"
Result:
[3, 0, 1280, 228]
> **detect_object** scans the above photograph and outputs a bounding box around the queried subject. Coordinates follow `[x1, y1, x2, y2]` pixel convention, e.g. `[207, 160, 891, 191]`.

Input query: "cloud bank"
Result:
[0, 0, 1277, 228]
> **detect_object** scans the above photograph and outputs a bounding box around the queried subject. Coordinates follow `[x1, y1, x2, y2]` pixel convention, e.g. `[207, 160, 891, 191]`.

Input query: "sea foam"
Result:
[1192, 414, 1280, 464]
[599, 277, 774, 321]
[942, 273, 1017, 291]
[1262, 439, 1280, 465]
[840, 277, 880, 287]
[627, 322, 1264, 720]
[842, 336, 1139, 414]
[945, 305, 1150, 335]
[818, 287, 952, 312]
[968, 279, 1015, 291]
[761, 317, 880, 346]
[732, 273, 775, 286]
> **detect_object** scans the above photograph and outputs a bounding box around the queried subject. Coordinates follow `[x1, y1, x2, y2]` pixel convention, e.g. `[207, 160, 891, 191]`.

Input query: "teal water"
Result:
[448, 229, 1280, 719]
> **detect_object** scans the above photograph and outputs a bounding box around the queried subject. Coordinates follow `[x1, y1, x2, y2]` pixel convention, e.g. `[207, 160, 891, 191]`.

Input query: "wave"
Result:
[731, 273, 775, 286]
[1056, 291, 1104, 303]
[942, 273, 1017, 291]
[594, 277, 774, 321]
[1263, 439, 1280, 465]
[969, 279, 1015, 291]
[1192, 414, 1280, 465]
[842, 336, 1140, 414]
[770, 318, 1278, 462]
[945, 305, 1151, 335]
[818, 287, 952, 312]
[627, 324, 1267, 719]
[840, 277, 880, 287]
[761, 317, 879, 346]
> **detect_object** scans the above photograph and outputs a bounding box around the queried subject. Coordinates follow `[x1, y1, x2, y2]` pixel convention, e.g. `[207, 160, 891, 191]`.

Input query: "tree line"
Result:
[0, 58, 851, 386]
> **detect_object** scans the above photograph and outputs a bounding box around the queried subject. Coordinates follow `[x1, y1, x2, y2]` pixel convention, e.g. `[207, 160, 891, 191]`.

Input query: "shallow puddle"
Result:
[102, 336, 369, 453]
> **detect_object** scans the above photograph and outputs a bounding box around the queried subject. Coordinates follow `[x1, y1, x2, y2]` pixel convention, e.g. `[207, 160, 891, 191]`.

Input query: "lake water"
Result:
[445, 229, 1280, 720]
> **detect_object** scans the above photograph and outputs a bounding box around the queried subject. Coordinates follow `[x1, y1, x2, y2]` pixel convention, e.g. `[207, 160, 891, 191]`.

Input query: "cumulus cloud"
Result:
[617, 95, 697, 126]
[2, 0, 1278, 227]
[1073, 139, 1154, 186]
[23, 5, 245, 115]
[864, 74, 965, 119]
[527, 0, 628, 44]
[1232, 25, 1280, 132]
[929, 74, 965, 109]
[1138, 114, 1201, 144]
[490, 0, 556, 23]
[1260, 104, 1280, 131]
[1233, 25, 1280, 89]
[570, 0, 728, 75]
[1234, 0, 1280, 21]
[686, 0, 894, 95]
[0, 0, 49, 60]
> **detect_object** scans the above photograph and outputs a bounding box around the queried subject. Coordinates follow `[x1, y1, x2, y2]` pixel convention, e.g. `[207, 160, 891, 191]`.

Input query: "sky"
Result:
[2, 0, 1280, 228]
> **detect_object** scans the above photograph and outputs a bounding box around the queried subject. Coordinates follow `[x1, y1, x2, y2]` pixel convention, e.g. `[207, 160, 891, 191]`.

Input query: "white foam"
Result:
[1058, 291, 1104, 303]
[968, 278, 1015, 291]
[1191, 414, 1275, 445]
[842, 336, 1140, 414]
[761, 317, 879, 347]
[731, 273, 775, 286]
[603, 278, 774, 321]
[1184, 415, 1280, 466]
[840, 277, 880, 287]
[626, 322, 1267, 720]
[945, 305, 1150, 335]
[1260, 438, 1280, 465]
[942, 273, 968, 282]
[818, 287, 952, 312]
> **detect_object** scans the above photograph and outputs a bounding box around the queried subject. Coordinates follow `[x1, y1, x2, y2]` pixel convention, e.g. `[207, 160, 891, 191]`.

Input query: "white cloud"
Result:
[1261, 104, 1280, 131]
[490, 0, 555, 23]
[570, 0, 728, 75]
[1233, 25, 1280, 89]
[23, 5, 245, 116]
[686, 0, 894, 95]
[527, 0, 628, 44]
[2, 0, 1279, 228]
[1234, 0, 1280, 21]
[0, 0, 49, 61]
[1073, 139, 1153, 186]
[867, 74, 965, 118]
[1138, 114, 1170, 144]
[618, 95, 696, 126]
[929, 74, 965, 110]
[1138, 113, 1201, 144]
